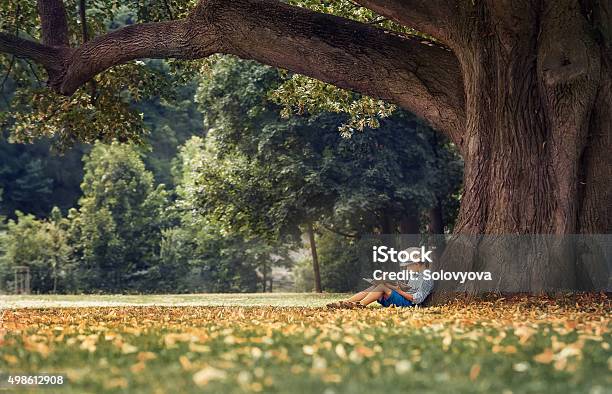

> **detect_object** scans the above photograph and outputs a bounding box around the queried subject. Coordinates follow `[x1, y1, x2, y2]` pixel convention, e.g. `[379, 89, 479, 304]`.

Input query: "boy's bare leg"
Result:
[359, 291, 384, 306]
[347, 285, 377, 302]
[359, 285, 392, 306]
[347, 292, 367, 302]
[327, 285, 390, 308]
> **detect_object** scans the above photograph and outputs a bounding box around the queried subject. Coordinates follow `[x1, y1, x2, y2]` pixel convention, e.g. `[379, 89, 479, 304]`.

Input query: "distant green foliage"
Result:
[0, 74, 201, 219]
[160, 137, 291, 293]
[0, 158, 52, 215]
[193, 58, 462, 240]
[271, 74, 396, 136]
[1, 3, 186, 147]
[292, 257, 316, 292]
[8, 63, 171, 146]
[292, 230, 371, 293]
[0, 208, 72, 293]
[317, 231, 361, 292]
[69, 142, 169, 292]
[189, 57, 462, 293]
[0, 1, 464, 294]
[0, 137, 87, 218]
[138, 80, 204, 187]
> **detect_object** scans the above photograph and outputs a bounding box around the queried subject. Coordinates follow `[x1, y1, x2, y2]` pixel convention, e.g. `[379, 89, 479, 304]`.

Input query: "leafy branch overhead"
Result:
[0, 0, 465, 147]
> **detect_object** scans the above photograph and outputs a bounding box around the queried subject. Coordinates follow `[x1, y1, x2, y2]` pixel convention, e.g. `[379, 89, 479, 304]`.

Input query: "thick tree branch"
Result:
[206, 0, 465, 143]
[37, 0, 70, 47]
[0, 0, 466, 143]
[55, 19, 209, 94]
[353, 0, 463, 44]
[0, 32, 64, 69]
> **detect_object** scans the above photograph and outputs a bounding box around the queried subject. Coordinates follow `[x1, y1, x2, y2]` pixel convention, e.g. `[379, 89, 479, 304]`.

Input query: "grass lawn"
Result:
[0, 293, 345, 309]
[0, 293, 610, 393]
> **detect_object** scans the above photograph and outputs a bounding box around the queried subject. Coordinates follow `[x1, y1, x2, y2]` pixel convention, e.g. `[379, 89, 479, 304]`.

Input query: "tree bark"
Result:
[380, 215, 396, 234]
[431, 0, 610, 300]
[450, 0, 604, 235]
[353, 0, 462, 45]
[399, 213, 420, 234]
[261, 263, 267, 292]
[37, 0, 70, 47]
[428, 200, 444, 235]
[307, 222, 322, 293]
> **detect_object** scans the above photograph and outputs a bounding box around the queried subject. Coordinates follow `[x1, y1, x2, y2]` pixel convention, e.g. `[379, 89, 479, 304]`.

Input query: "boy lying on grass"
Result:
[327, 255, 434, 309]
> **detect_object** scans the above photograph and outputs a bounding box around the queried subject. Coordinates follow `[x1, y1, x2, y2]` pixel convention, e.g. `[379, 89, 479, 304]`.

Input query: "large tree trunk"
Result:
[455, 1, 602, 235]
[432, 0, 611, 299]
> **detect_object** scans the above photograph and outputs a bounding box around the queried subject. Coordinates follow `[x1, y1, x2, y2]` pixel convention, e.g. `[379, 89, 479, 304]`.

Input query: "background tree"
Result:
[0, 207, 71, 293]
[138, 79, 204, 187]
[166, 136, 291, 293]
[70, 142, 169, 292]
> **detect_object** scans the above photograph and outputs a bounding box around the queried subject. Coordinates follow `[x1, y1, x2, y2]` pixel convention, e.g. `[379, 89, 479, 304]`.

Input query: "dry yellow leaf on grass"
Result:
[514, 326, 536, 344]
[164, 333, 192, 347]
[355, 346, 375, 357]
[493, 345, 518, 354]
[130, 361, 146, 373]
[442, 333, 452, 349]
[303, 345, 315, 355]
[513, 362, 530, 372]
[3, 354, 18, 364]
[179, 355, 193, 371]
[104, 377, 128, 389]
[322, 373, 342, 383]
[395, 360, 412, 374]
[121, 343, 138, 354]
[24, 338, 50, 357]
[137, 351, 157, 361]
[192, 366, 227, 386]
[188, 342, 211, 353]
[534, 349, 554, 364]
[470, 364, 481, 381]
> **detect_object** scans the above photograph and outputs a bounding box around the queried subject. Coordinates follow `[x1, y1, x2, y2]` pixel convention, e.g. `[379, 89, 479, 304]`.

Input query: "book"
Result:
[362, 278, 400, 286]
